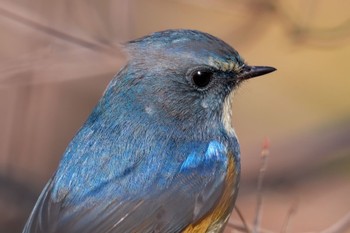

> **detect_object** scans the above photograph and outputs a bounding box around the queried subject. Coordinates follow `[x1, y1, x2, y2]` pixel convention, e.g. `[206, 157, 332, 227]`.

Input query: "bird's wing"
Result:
[23, 138, 236, 233]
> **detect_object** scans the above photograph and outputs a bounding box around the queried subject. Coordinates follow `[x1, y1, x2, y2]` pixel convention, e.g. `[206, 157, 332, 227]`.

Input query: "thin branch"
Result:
[253, 138, 270, 233]
[227, 222, 249, 233]
[235, 206, 251, 233]
[227, 220, 275, 233]
[281, 201, 298, 233]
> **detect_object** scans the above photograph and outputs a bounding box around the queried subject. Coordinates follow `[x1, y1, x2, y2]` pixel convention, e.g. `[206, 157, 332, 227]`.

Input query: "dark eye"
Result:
[191, 69, 213, 89]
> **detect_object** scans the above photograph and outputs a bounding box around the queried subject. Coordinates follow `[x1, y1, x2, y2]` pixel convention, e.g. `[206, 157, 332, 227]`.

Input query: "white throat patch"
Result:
[222, 91, 236, 136]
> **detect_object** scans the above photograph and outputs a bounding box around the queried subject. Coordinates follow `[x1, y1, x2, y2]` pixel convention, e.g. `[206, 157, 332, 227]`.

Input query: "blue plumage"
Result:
[23, 29, 275, 233]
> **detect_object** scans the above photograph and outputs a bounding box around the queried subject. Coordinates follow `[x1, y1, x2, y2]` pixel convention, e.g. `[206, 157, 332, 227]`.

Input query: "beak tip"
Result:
[255, 66, 277, 75]
[268, 66, 277, 73]
[239, 65, 277, 80]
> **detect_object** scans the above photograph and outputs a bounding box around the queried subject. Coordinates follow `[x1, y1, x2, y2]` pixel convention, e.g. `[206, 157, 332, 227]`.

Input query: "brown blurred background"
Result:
[1, 0, 349, 232]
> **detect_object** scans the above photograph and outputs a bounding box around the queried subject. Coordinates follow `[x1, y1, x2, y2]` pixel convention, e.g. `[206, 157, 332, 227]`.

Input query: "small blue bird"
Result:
[23, 29, 275, 233]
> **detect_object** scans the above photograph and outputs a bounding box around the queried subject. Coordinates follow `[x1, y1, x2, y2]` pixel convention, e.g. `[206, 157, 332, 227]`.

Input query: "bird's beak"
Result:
[237, 65, 276, 81]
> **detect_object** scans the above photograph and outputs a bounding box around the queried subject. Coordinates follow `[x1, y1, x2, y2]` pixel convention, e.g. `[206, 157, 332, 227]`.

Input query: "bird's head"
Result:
[107, 30, 275, 137]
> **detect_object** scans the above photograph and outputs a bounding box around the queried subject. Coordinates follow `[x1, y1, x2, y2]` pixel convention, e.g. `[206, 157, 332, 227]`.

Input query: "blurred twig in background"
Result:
[252, 138, 270, 233]
[0, 6, 119, 57]
[280, 201, 298, 233]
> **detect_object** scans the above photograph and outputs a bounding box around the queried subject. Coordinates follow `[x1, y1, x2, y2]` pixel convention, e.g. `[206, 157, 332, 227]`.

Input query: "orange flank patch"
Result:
[182, 153, 239, 232]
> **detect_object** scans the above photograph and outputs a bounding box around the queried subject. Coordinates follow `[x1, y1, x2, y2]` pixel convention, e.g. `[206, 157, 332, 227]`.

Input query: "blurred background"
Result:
[0, 0, 349, 232]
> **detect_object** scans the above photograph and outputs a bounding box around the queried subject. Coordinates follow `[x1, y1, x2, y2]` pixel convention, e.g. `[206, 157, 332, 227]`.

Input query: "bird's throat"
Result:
[222, 91, 235, 136]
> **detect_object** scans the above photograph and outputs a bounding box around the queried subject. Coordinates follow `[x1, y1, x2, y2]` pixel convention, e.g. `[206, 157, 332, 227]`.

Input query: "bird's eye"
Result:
[191, 69, 213, 89]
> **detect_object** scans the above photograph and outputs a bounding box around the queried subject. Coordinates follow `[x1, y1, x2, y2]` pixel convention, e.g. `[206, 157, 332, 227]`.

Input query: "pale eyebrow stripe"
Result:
[208, 57, 242, 72]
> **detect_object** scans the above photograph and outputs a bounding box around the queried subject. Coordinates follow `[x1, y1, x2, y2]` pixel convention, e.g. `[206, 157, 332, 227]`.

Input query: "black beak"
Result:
[237, 65, 276, 81]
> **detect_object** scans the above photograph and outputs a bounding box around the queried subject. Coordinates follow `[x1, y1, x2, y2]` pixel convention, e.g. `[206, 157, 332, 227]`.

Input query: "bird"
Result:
[23, 29, 276, 233]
